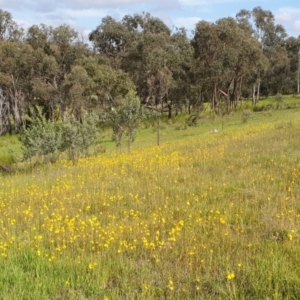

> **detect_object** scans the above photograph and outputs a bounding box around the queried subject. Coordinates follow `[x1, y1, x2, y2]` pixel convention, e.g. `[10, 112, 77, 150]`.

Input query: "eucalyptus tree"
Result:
[236, 7, 288, 102]
[50, 24, 88, 74]
[63, 65, 93, 117]
[0, 41, 39, 132]
[168, 28, 194, 115]
[191, 21, 220, 110]
[263, 45, 289, 95]
[284, 36, 300, 94]
[108, 90, 142, 152]
[192, 18, 265, 111]
[0, 88, 11, 134]
[89, 16, 132, 69]
[90, 12, 190, 117]
[29, 51, 61, 120]
[125, 31, 174, 106]
[25, 24, 92, 118]
[0, 9, 23, 41]
[26, 24, 51, 51]
[122, 13, 193, 117]
[47, 25, 86, 114]
[81, 56, 135, 110]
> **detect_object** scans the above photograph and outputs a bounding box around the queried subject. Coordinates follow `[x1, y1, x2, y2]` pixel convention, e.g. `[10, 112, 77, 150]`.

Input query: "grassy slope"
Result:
[0, 97, 300, 299]
[1, 96, 299, 160]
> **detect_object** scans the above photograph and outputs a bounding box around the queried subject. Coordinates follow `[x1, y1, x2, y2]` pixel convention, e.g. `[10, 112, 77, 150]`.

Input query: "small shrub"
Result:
[175, 123, 187, 130]
[264, 111, 273, 117]
[253, 105, 264, 112]
[242, 110, 251, 123]
[109, 90, 142, 152]
[240, 102, 252, 110]
[19, 106, 62, 164]
[274, 121, 293, 129]
[264, 104, 273, 111]
[186, 114, 200, 127]
[19, 106, 99, 165]
[0, 150, 15, 166]
[274, 93, 284, 109]
[94, 145, 106, 155]
[152, 124, 167, 132]
[142, 118, 155, 129]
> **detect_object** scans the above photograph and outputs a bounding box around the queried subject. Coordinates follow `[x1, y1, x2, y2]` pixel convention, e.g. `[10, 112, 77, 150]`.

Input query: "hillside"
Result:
[1, 102, 300, 299]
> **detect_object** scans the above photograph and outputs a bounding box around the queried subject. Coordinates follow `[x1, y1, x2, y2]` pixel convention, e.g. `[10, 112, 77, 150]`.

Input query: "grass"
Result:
[1, 96, 299, 158]
[0, 134, 22, 166]
[1, 97, 300, 299]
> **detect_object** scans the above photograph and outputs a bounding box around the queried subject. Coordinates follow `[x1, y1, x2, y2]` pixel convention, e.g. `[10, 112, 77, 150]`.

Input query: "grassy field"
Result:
[1, 97, 300, 299]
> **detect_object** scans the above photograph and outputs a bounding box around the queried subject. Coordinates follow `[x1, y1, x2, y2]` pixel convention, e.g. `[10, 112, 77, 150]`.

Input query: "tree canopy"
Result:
[0, 7, 299, 136]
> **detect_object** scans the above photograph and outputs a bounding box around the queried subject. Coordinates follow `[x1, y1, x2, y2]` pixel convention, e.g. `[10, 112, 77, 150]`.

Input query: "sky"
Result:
[1, 0, 300, 39]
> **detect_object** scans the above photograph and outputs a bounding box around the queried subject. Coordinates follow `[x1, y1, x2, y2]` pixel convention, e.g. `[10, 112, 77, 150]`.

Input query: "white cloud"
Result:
[179, 0, 207, 5]
[173, 17, 201, 31]
[14, 14, 88, 36]
[59, 8, 108, 18]
[275, 7, 300, 37]
[69, 0, 152, 5]
[66, 0, 159, 8]
[2, 1, 300, 38]
[14, 18, 31, 29]
[178, 0, 266, 5]
[295, 20, 300, 31]
[44, 18, 78, 28]
[0, 0, 175, 12]
[277, 7, 300, 15]
[275, 12, 293, 23]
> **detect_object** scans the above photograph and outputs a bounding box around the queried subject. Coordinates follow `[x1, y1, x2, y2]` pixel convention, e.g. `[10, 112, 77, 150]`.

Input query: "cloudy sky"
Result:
[1, 0, 300, 38]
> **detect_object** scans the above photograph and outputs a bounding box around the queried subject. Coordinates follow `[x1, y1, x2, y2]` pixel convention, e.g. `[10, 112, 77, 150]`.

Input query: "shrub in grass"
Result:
[242, 110, 252, 123]
[185, 114, 200, 126]
[109, 91, 143, 152]
[19, 106, 62, 164]
[0, 151, 15, 166]
[253, 105, 265, 112]
[274, 93, 284, 109]
[59, 110, 98, 162]
[19, 106, 98, 165]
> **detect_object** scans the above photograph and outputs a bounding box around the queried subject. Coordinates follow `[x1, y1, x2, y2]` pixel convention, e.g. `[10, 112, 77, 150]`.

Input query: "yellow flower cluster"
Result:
[0, 121, 299, 296]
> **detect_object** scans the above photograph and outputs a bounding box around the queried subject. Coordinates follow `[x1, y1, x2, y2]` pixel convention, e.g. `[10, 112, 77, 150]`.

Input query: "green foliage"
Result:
[252, 103, 274, 112]
[185, 113, 200, 127]
[110, 90, 142, 151]
[3, 109, 300, 299]
[19, 106, 62, 163]
[19, 106, 99, 164]
[0, 7, 299, 138]
[0, 152, 14, 166]
[274, 93, 284, 109]
[60, 110, 98, 162]
[242, 109, 252, 123]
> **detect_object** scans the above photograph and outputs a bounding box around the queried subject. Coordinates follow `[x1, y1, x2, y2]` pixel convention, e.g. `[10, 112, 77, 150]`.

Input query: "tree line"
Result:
[0, 7, 299, 137]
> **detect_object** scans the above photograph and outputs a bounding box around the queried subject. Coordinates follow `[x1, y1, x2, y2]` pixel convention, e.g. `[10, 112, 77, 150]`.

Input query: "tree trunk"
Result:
[12, 103, 22, 133]
[236, 76, 243, 109]
[0, 90, 10, 135]
[211, 83, 218, 111]
[229, 78, 238, 110]
[156, 112, 160, 146]
[256, 75, 261, 103]
[167, 102, 172, 119]
[127, 137, 131, 152]
[253, 72, 261, 106]
[188, 101, 191, 114]
[9, 76, 25, 133]
[252, 83, 257, 106]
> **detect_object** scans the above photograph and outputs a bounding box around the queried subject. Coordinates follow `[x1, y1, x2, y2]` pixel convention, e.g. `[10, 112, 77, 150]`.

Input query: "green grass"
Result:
[1, 95, 300, 158]
[0, 134, 22, 168]
[1, 97, 300, 298]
